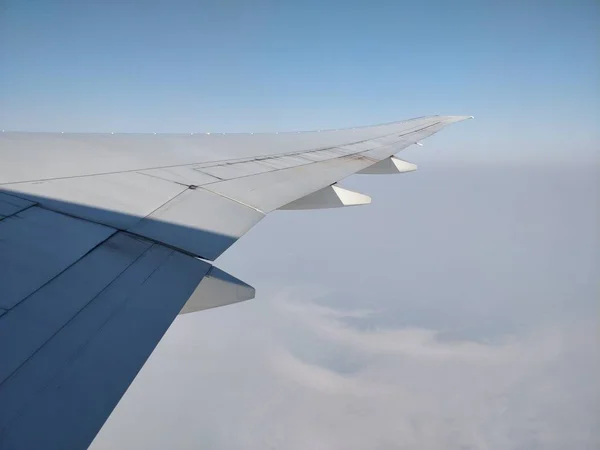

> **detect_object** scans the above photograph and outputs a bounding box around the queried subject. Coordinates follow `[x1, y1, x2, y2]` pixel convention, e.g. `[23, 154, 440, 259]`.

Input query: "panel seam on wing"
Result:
[0, 238, 162, 431]
[0, 201, 38, 221]
[187, 121, 443, 189]
[0, 227, 119, 314]
[0, 120, 440, 186]
[196, 187, 266, 214]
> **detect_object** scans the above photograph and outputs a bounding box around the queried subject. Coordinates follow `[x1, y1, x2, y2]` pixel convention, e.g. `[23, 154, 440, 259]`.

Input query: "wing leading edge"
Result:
[0, 115, 472, 449]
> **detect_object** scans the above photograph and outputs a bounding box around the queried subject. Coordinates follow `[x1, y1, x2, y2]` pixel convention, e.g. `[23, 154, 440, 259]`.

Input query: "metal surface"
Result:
[0, 206, 115, 310]
[139, 166, 221, 186]
[279, 184, 371, 210]
[0, 193, 34, 219]
[0, 232, 211, 450]
[180, 267, 255, 314]
[203, 154, 374, 213]
[358, 156, 417, 174]
[128, 187, 265, 260]
[2, 172, 186, 230]
[0, 116, 447, 184]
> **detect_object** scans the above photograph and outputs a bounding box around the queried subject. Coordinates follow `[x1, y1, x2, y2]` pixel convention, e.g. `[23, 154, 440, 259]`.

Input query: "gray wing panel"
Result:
[1, 116, 471, 263]
[200, 116, 468, 213]
[0, 231, 211, 450]
[1, 172, 187, 230]
[0, 193, 34, 219]
[0, 206, 115, 310]
[202, 153, 375, 213]
[128, 187, 265, 260]
[0, 116, 441, 184]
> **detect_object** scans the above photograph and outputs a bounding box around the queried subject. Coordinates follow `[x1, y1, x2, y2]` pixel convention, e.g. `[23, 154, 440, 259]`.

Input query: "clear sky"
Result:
[1, 2, 599, 449]
[1, 0, 599, 163]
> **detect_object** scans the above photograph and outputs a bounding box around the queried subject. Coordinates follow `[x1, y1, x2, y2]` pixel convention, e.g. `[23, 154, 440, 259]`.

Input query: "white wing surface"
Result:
[0, 115, 471, 449]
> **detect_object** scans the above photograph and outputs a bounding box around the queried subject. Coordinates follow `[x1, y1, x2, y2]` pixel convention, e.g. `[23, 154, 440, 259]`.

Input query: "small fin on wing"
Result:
[358, 156, 417, 174]
[278, 184, 371, 210]
[179, 266, 255, 314]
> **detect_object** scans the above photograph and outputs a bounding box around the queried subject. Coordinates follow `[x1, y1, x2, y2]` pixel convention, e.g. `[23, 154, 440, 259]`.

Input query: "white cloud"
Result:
[92, 166, 599, 450]
[92, 294, 599, 450]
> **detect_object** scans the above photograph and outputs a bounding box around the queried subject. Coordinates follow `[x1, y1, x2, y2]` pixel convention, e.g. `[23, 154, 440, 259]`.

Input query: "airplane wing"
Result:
[0, 115, 472, 449]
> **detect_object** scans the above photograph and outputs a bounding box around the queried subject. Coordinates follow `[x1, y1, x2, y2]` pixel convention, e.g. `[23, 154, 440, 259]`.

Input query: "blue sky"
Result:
[1, 0, 598, 163]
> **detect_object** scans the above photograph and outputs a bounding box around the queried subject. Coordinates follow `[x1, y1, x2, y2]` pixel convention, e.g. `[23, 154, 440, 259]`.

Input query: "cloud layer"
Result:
[91, 165, 599, 449]
[91, 292, 598, 450]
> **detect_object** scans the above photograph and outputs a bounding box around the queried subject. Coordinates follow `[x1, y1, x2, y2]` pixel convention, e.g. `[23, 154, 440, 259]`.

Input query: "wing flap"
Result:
[0, 232, 212, 450]
[0, 206, 115, 310]
[0, 232, 149, 385]
[0, 193, 35, 219]
[128, 187, 265, 260]
[202, 153, 372, 213]
[199, 116, 470, 214]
